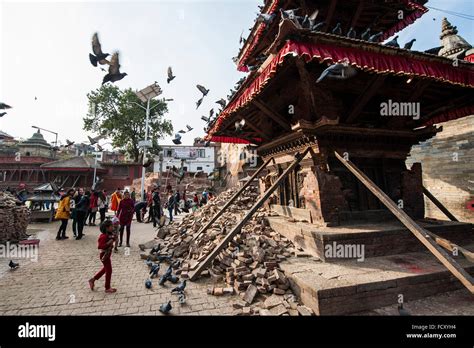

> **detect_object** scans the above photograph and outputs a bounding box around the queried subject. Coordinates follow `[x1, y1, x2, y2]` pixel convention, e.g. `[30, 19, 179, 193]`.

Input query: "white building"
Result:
[153, 145, 216, 175]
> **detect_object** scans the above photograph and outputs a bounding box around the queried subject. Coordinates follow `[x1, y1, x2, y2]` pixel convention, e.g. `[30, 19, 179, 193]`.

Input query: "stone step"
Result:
[280, 245, 474, 315]
[266, 216, 474, 260]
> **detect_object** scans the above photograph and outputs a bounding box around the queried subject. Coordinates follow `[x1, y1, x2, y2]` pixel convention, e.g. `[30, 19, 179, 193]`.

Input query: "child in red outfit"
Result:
[89, 220, 117, 293]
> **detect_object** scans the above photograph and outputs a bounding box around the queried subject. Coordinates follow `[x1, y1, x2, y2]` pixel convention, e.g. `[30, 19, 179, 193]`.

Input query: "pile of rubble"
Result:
[140, 186, 314, 316]
[0, 192, 30, 243]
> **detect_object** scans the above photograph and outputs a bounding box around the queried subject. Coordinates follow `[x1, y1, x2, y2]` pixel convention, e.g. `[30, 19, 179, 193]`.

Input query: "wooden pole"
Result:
[189, 147, 312, 281]
[422, 186, 458, 221]
[191, 156, 275, 243]
[334, 151, 474, 294]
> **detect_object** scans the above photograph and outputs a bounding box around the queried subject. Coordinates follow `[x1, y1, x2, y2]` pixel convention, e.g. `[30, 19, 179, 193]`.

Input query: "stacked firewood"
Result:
[0, 192, 30, 243]
[140, 186, 314, 316]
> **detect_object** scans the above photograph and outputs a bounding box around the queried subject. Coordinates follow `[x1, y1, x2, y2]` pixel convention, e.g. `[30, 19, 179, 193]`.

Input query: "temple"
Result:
[203, 0, 474, 313]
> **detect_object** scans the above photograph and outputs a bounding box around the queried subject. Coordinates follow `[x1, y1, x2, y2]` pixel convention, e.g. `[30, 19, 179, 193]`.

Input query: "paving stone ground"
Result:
[0, 214, 472, 316]
[0, 215, 236, 316]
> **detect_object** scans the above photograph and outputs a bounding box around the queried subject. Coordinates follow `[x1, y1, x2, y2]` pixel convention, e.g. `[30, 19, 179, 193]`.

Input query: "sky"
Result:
[0, 0, 473, 149]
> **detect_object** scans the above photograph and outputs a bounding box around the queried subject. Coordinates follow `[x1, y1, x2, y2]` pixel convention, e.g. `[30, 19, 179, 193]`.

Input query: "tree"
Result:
[84, 84, 173, 162]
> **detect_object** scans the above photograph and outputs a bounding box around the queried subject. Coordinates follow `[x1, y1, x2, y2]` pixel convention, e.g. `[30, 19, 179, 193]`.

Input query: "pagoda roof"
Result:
[237, 0, 428, 71]
[40, 156, 106, 172]
[207, 30, 473, 143]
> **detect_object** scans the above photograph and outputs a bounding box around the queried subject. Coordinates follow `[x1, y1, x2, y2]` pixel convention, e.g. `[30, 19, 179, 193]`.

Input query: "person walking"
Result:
[88, 219, 117, 294]
[71, 188, 83, 238]
[88, 190, 98, 226]
[98, 191, 107, 224]
[110, 188, 122, 216]
[55, 189, 75, 240]
[152, 186, 162, 227]
[174, 191, 181, 215]
[117, 191, 134, 248]
[167, 190, 175, 223]
[75, 191, 90, 240]
[146, 190, 153, 223]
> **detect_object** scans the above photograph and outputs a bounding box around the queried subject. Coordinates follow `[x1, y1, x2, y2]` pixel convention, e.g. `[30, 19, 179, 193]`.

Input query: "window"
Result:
[197, 166, 203, 171]
[197, 149, 206, 158]
[165, 149, 173, 157]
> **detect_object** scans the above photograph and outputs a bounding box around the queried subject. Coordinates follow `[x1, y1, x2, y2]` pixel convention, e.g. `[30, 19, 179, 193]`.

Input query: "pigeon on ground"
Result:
[172, 133, 182, 145]
[65, 139, 75, 147]
[368, 32, 383, 42]
[196, 84, 210, 97]
[186, 125, 193, 132]
[144, 259, 154, 268]
[216, 99, 226, 108]
[398, 303, 410, 316]
[89, 33, 110, 67]
[0, 102, 12, 109]
[167, 67, 176, 84]
[168, 275, 179, 284]
[403, 39, 416, 50]
[331, 23, 342, 35]
[102, 52, 127, 85]
[150, 264, 160, 278]
[150, 245, 161, 255]
[196, 97, 204, 110]
[178, 292, 186, 304]
[158, 274, 168, 286]
[8, 260, 19, 269]
[163, 265, 173, 278]
[360, 28, 371, 41]
[159, 301, 172, 314]
[145, 279, 152, 289]
[385, 36, 399, 47]
[256, 13, 276, 24]
[316, 58, 357, 83]
[171, 280, 187, 293]
[346, 27, 356, 38]
[0, 112, 7, 117]
[235, 119, 245, 132]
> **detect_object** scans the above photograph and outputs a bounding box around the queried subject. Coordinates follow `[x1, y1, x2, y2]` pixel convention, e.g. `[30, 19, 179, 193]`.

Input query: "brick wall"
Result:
[407, 115, 474, 223]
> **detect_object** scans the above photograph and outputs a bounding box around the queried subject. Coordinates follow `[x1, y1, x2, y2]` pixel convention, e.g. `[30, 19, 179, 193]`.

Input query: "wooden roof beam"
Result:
[243, 117, 271, 140]
[346, 75, 386, 124]
[295, 58, 317, 119]
[323, 0, 338, 32]
[253, 99, 291, 131]
[350, 0, 365, 28]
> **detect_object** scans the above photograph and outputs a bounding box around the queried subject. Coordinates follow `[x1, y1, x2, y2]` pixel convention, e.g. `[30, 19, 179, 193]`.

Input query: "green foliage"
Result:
[84, 84, 173, 162]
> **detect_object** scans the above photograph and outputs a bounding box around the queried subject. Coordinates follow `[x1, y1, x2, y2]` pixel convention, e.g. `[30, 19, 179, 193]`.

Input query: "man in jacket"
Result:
[152, 185, 161, 228]
[75, 191, 91, 240]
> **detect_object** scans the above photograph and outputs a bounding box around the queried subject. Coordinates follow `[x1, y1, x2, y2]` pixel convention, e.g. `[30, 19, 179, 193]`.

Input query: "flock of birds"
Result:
[0, 102, 12, 118]
[143, 245, 187, 314]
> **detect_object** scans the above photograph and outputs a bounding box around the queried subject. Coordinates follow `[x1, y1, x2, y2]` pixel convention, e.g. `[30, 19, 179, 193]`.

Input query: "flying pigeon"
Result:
[159, 301, 172, 314]
[360, 28, 371, 41]
[346, 27, 356, 39]
[196, 84, 210, 96]
[0, 112, 6, 117]
[102, 52, 128, 85]
[87, 135, 103, 145]
[235, 119, 246, 132]
[209, 109, 214, 117]
[97, 144, 104, 152]
[167, 67, 176, 84]
[150, 264, 160, 278]
[196, 97, 204, 110]
[331, 23, 342, 35]
[65, 139, 75, 147]
[280, 8, 300, 20]
[201, 116, 210, 122]
[0, 102, 12, 109]
[256, 13, 276, 24]
[143, 157, 154, 168]
[186, 125, 193, 132]
[403, 39, 416, 50]
[8, 260, 19, 269]
[316, 58, 357, 83]
[89, 32, 110, 67]
[171, 280, 187, 293]
[172, 134, 182, 145]
[216, 99, 226, 108]
[178, 129, 186, 134]
[145, 279, 152, 289]
[308, 21, 325, 33]
[368, 32, 383, 43]
[398, 303, 410, 316]
[385, 36, 399, 47]
[34, 96, 37, 100]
